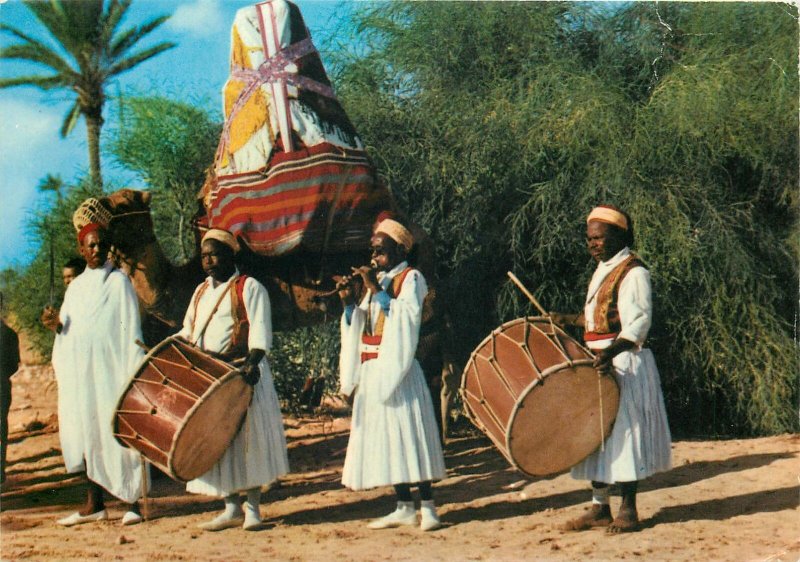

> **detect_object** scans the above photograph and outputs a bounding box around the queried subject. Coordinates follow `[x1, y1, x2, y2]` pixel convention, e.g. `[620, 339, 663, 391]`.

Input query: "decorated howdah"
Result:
[202, 0, 392, 256]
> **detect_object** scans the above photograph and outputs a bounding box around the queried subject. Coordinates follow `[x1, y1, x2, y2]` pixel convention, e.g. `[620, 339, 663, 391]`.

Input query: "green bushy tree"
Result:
[108, 95, 221, 264]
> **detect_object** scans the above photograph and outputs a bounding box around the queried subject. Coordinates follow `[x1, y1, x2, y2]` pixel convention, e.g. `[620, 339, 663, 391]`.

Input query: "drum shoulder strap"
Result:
[229, 275, 250, 355]
[592, 254, 646, 335]
[190, 281, 210, 336]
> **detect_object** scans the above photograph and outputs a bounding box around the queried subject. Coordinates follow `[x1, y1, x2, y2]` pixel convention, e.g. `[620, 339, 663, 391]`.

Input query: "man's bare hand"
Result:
[41, 306, 61, 332]
[352, 266, 380, 294]
[240, 362, 261, 386]
[333, 274, 355, 304]
[593, 350, 614, 376]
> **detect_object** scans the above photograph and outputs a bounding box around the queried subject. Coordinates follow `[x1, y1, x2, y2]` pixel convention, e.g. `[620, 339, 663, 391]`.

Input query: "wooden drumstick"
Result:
[507, 272, 549, 317]
[140, 455, 150, 521]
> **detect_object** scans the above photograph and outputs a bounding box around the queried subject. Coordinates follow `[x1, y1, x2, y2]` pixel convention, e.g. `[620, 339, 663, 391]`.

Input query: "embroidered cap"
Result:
[202, 228, 241, 254]
[374, 218, 414, 252]
[587, 205, 629, 231]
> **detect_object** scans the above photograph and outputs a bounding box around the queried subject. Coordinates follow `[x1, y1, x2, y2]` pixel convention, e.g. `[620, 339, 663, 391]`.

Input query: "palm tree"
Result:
[0, 0, 175, 189]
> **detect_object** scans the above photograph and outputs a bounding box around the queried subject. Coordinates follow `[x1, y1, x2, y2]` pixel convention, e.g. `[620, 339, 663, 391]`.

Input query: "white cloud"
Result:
[168, 0, 225, 37]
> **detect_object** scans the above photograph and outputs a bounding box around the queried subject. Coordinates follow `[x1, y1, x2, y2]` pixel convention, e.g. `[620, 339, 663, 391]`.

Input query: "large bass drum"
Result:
[114, 336, 253, 481]
[460, 317, 619, 477]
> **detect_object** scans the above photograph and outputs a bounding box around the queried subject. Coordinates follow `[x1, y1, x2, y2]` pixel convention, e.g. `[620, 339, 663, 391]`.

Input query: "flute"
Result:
[314, 261, 378, 299]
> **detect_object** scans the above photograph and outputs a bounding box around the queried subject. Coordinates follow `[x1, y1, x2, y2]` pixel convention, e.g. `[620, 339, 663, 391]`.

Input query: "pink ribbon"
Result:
[215, 37, 336, 172]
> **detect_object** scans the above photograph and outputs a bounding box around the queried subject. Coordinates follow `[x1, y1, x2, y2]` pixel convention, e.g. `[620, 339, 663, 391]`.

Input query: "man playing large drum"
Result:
[178, 229, 289, 531]
[337, 218, 446, 532]
[552, 205, 672, 533]
[41, 204, 146, 527]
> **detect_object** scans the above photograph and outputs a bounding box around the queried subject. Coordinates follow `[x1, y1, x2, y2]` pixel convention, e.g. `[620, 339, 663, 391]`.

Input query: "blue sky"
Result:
[0, 0, 347, 269]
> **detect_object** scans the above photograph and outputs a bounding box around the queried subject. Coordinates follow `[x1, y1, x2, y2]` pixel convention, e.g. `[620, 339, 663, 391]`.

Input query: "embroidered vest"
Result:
[585, 254, 645, 342]
[191, 275, 250, 359]
[228, 275, 250, 358]
[360, 267, 414, 363]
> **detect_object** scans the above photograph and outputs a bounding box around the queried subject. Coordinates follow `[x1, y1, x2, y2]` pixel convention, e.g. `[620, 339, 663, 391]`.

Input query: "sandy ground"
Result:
[1, 363, 798, 562]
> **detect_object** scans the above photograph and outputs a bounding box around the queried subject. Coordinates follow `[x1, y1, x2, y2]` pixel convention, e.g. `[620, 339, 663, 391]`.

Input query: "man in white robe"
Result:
[338, 218, 446, 532]
[42, 223, 146, 526]
[553, 205, 671, 533]
[179, 229, 289, 531]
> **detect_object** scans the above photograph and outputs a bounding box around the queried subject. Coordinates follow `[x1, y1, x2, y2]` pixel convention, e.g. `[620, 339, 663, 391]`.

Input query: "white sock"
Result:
[244, 488, 261, 518]
[591, 486, 610, 506]
[420, 499, 441, 530]
[395, 500, 414, 513]
[420, 500, 438, 514]
[221, 494, 243, 518]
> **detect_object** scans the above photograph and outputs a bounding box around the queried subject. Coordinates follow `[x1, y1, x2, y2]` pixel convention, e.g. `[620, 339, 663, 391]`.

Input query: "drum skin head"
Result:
[509, 364, 619, 476]
[170, 374, 253, 481]
[461, 317, 620, 478]
[114, 337, 254, 482]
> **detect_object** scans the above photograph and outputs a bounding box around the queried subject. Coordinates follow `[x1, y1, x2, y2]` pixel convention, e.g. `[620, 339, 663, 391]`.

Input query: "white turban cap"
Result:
[374, 218, 414, 251]
[202, 228, 240, 253]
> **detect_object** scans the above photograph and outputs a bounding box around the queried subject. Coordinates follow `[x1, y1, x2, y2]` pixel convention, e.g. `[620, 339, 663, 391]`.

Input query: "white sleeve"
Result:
[339, 304, 366, 396]
[243, 277, 272, 352]
[178, 284, 203, 341]
[374, 270, 427, 402]
[617, 267, 653, 346]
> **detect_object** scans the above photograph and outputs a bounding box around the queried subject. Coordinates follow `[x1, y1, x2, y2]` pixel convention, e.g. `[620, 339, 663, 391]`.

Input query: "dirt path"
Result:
[1, 364, 798, 562]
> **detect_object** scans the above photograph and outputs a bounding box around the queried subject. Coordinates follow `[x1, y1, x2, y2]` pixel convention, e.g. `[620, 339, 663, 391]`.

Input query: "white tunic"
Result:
[571, 248, 672, 483]
[179, 270, 289, 496]
[339, 262, 446, 490]
[52, 261, 145, 503]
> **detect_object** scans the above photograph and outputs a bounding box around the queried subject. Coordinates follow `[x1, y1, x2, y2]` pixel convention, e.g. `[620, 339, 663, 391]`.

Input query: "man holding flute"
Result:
[336, 217, 446, 532]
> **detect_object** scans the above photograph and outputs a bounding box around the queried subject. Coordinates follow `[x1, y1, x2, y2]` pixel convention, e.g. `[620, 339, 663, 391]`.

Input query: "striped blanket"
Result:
[207, 142, 391, 255]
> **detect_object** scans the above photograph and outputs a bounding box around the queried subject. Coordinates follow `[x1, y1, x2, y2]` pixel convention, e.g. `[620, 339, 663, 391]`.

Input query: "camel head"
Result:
[103, 189, 157, 264]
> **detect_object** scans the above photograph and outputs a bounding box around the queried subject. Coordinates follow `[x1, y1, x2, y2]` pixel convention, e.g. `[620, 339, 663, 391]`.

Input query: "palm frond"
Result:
[100, 0, 133, 49]
[60, 101, 82, 138]
[21, 1, 72, 52]
[110, 14, 172, 59]
[23, 0, 103, 59]
[108, 42, 176, 76]
[0, 22, 49, 48]
[0, 75, 66, 90]
[0, 43, 77, 78]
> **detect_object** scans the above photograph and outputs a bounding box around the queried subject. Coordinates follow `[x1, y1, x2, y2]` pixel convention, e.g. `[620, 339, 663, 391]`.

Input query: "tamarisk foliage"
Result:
[109, 96, 221, 264]
[331, 1, 798, 435]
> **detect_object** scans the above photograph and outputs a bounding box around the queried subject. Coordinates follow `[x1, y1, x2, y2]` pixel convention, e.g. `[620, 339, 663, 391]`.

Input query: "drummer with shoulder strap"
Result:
[551, 205, 672, 534]
[178, 229, 289, 532]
